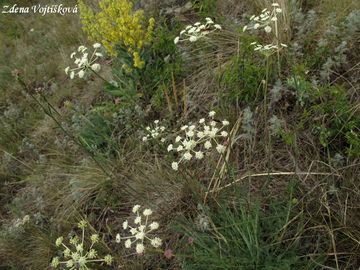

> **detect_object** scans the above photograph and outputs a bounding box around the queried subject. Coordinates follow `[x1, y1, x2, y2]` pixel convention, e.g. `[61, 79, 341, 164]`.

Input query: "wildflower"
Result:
[143, 209, 153, 216]
[216, 144, 226, 153]
[64, 248, 71, 258]
[90, 234, 99, 243]
[135, 231, 145, 240]
[104, 255, 113, 265]
[55, 237, 63, 247]
[174, 19, 222, 44]
[195, 151, 204, 159]
[78, 220, 87, 229]
[243, 2, 287, 53]
[189, 36, 197, 42]
[183, 152, 192, 160]
[221, 131, 228, 137]
[79, 0, 155, 69]
[167, 112, 230, 170]
[136, 243, 145, 254]
[204, 141, 212, 149]
[167, 144, 173, 152]
[164, 249, 174, 259]
[264, 25, 272, 33]
[115, 233, 121, 243]
[117, 205, 162, 254]
[188, 237, 194, 244]
[222, 120, 229, 126]
[134, 216, 141, 224]
[142, 120, 166, 143]
[88, 249, 97, 259]
[125, 239, 132, 248]
[65, 43, 103, 80]
[66, 260, 73, 267]
[186, 130, 195, 137]
[51, 220, 112, 269]
[133, 205, 141, 213]
[172, 162, 179, 170]
[123, 220, 128, 230]
[151, 237, 162, 248]
[149, 222, 159, 230]
[91, 63, 101, 72]
[76, 244, 84, 252]
[205, 17, 214, 24]
[51, 257, 60, 268]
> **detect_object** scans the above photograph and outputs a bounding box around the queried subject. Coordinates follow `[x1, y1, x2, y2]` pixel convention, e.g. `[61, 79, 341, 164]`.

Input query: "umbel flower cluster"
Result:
[167, 111, 229, 171]
[116, 205, 162, 254]
[51, 221, 112, 269]
[251, 41, 287, 53]
[79, 0, 155, 69]
[174, 17, 222, 44]
[65, 43, 103, 79]
[243, 3, 287, 54]
[142, 120, 166, 143]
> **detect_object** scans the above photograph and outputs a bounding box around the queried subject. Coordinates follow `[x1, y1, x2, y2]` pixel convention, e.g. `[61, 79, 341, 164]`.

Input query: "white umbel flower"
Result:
[125, 239, 132, 248]
[183, 152, 192, 160]
[115, 233, 121, 243]
[136, 243, 145, 254]
[189, 36, 197, 42]
[216, 144, 226, 153]
[172, 162, 178, 171]
[65, 43, 104, 80]
[167, 144, 173, 152]
[150, 237, 162, 248]
[123, 220, 128, 230]
[143, 209, 153, 216]
[91, 63, 101, 72]
[204, 141, 212, 149]
[149, 222, 159, 230]
[195, 151, 204, 159]
[221, 131, 228, 137]
[132, 205, 141, 213]
[134, 216, 141, 224]
[78, 70, 85, 78]
[174, 19, 222, 45]
[264, 25, 272, 33]
[222, 120, 229, 126]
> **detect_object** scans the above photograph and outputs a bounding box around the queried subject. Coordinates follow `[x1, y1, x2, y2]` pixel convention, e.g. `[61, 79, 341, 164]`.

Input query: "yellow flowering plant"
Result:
[79, 0, 155, 69]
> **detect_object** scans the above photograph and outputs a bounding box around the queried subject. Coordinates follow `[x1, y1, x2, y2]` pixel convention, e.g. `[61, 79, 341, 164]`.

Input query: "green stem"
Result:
[264, 56, 272, 171]
[90, 69, 110, 84]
